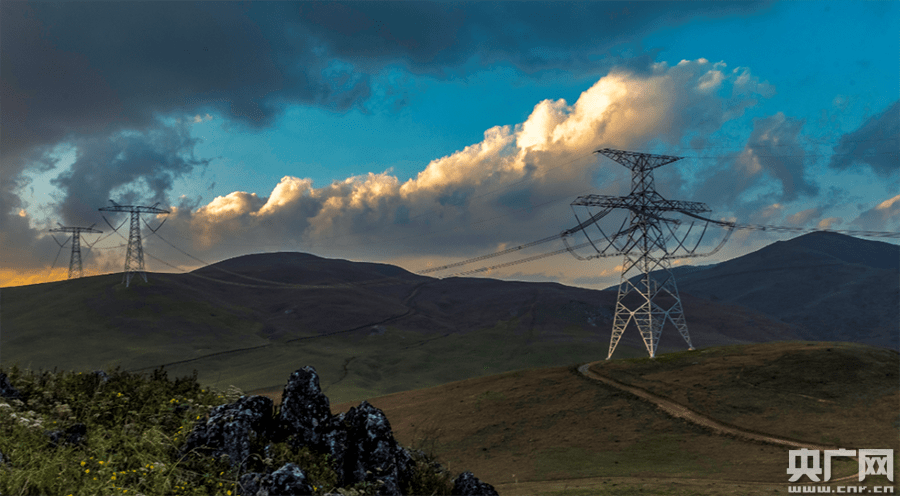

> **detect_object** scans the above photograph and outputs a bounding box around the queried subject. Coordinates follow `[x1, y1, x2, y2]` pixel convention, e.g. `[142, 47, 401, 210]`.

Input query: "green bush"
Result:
[0, 365, 454, 496]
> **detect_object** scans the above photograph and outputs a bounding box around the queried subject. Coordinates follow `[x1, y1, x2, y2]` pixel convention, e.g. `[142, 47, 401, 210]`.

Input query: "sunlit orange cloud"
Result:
[816, 217, 842, 230]
[0, 268, 68, 288]
[146, 58, 776, 289]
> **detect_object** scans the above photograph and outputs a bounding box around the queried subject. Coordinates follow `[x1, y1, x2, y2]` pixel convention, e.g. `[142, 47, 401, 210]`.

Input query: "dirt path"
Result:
[578, 362, 861, 483]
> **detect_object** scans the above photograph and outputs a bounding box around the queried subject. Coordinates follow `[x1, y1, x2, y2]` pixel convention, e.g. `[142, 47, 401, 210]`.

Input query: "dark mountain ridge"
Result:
[608, 231, 899, 349]
[1, 232, 894, 398]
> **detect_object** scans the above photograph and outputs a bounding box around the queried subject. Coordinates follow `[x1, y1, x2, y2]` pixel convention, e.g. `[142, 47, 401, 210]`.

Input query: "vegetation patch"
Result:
[0, 365, 459, 496]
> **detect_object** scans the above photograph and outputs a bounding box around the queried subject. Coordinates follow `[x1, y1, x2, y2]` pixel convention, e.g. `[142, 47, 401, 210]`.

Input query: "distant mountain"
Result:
[6, 231, 893, 399]
[2, 249, 802, 397]
[607, 232, 899, 349]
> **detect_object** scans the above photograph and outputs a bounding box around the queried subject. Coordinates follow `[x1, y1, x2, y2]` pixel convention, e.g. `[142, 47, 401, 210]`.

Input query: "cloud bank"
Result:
[167, 59, 775, 265]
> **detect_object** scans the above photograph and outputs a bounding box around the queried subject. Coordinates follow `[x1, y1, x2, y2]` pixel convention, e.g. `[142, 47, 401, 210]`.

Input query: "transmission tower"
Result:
[99, 200, 170, 287]
[563, 148, 734, 359]
[48, 224, 103, 280]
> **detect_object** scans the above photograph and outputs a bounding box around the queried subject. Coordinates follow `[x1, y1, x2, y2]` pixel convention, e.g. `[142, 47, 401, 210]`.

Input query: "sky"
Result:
[2, 1, 898, 289]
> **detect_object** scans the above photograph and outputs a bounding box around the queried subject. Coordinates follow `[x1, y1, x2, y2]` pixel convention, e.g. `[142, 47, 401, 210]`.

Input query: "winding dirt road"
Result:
[577, 362, 861, 483]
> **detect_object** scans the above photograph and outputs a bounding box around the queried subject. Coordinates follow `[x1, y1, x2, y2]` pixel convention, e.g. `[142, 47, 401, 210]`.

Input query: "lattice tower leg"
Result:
[68, 233, 83, 280]
[123, 211, 146, 287]
[658, 271, 694, 350]
[607, 249, 694, 359]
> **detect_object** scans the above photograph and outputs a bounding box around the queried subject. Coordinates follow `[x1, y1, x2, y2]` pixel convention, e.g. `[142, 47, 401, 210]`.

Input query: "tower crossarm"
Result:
[49, 226, 103, 234]
[595, 148, 682, 171]
[571, 194, 711, 214]
[98, 203, 170, 215]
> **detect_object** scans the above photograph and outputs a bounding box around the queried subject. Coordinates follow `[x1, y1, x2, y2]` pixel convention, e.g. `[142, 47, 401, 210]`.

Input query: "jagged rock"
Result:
[180, 395, 275, 469]
[238, 472, 264, 496]
[278, 366, 334, 449]
[45, 423, 87, 448]
[451, 471, 499, 496]
[180, 366, 481, 496]
[92, 370, 110, 384]
[256, 463, 314, 496]
[321, 413, 349, 484]
[0, 373, 22, 400]
[341, 401, 413, 495]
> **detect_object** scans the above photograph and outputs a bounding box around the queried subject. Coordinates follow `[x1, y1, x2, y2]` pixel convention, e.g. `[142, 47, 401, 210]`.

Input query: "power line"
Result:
[681, 151, 897, 159]
[666, 136, 898, 153]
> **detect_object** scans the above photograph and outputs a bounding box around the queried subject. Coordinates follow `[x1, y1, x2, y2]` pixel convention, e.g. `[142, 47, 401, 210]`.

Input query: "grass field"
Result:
[309, 341, 898, 496]
[1, 341, 895, 495]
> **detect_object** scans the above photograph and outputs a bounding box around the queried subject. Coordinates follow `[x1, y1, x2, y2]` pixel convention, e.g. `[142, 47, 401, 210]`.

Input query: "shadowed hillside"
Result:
[2, 249, 803, 403]
[610, 232, 900, 350]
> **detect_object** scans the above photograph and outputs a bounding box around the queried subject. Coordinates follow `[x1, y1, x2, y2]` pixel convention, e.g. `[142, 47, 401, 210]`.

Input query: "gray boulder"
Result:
[257, 463, 314, 496]
[238, 472, 263, 496]
[91, 370, 110, 384]
[45, 423, 87, 448]
[341, 401, 413, 495]
[0, 373, 22, 400]
[278, 366, 334, 449]
[180, 395, 275, 469]
[451, 471, 499, 496]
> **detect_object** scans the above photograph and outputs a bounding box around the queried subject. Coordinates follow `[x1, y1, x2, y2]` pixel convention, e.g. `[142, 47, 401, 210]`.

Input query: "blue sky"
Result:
[2, 1, 897, 288]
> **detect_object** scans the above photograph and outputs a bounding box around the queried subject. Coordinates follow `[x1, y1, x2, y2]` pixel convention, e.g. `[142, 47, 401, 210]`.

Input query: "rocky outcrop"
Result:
[239, 463, 313, 496]
[0, 372, 23, 400]
[180, 395, 276, 469]
[45, 422, 87, 448]
[341, 400, 413, 495]
[180, 366, 497, 496]
[277, 366, 334, 450]
[451, 471, 500, 496]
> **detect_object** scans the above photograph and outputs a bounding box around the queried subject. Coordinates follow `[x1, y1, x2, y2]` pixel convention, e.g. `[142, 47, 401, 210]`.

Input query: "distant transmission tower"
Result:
[99, 200, 170, 287]
[563, 148, 734, 359]
[48, 224, 103, 280]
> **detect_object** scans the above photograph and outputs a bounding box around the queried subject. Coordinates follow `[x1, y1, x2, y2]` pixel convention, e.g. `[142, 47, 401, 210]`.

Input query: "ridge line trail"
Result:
[577, 362, 861, 483]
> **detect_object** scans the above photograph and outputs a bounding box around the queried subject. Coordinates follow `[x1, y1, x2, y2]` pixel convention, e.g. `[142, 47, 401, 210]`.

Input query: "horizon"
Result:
[3, 229, 897, 291]
[2, 1, 898, 289]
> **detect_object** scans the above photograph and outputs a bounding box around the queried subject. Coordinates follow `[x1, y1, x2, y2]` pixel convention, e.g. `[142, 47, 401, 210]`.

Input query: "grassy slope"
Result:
[308, 341, 898, 496]
[3, 274, 802, 406]
[1, 274, 268, 372]
[174, 322, 649, 405]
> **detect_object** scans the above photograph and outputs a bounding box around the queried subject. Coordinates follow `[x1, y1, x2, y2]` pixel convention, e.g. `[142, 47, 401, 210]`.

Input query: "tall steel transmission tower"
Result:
[48, 224, 103, 280]
[563, 148, 734, 359]
[99, 200, 170, 287]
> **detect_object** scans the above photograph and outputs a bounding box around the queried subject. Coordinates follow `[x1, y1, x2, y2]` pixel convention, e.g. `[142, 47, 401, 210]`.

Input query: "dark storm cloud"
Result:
[744, 113, 818, 202]
[694, 112, 818, 224]
[50, 122, 211, 226]
[1, 1, 770, 162]
[828, 100, 899, 178]
[0, 0, 768, 275]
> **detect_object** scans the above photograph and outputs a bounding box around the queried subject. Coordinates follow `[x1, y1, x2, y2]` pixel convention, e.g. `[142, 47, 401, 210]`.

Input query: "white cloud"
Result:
[816, 217, 842, 229]
[256, 177, 314, 216]
[112, 59, 782, 287]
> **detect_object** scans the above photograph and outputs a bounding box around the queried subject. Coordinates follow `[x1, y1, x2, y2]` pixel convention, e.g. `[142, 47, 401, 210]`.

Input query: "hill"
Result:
[609, 232, 900, 350]
[317, 341, 898, 495]
[1, 249, 801, 403]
